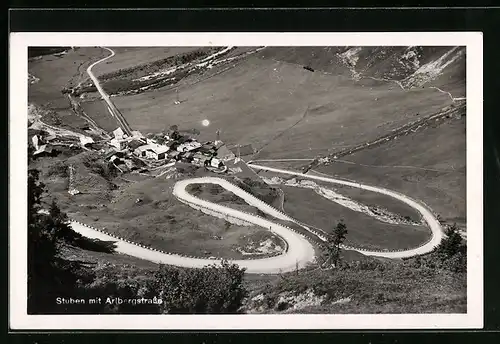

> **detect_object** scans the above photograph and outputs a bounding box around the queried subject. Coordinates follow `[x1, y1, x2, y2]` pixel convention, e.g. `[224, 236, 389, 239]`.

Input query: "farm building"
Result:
[146, 145, 169, 160]
[131, 130, 145, 139]
[109, 138, 128, 150]
[79, 136, 95, 147]
[112, 127, 126, 140]
[33, 144, 56, 157]
[134, 144, 169, 160]
[176, 141, 202, 153]
[209, 157, 224, 168]
[134, 145, 150, 157]
[104, 149, 126, 161]
[192, 153, 210, 167]
[198, 143, 217, 156]
[128, 139, 146, 151]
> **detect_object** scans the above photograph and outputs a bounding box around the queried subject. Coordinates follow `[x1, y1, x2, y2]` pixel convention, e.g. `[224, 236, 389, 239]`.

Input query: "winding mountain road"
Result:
[69, 47, 446, 273]
[70, 166, 445, 273]
[71, 177, 316, 274]
[247, 163, 445, 258]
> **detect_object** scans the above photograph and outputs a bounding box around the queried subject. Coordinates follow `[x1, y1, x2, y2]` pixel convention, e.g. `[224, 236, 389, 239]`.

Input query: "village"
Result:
[103, 126, 232, 173]
[28, 116, 263, 181]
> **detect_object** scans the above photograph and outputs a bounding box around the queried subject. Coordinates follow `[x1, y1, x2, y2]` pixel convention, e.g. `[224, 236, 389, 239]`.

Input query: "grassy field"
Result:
[245, 260, 466, 314]
[251, 114, 466, 227]
[29, 47, 105, 107]
[79, 54, 452, 159]
[81, 99, 120, 132]
[31, 152, 283, 260]
[61, 241, 466, 314]
[315, 115, 466, 225]
[254, 168, 423, 223]
[91, 47, 201, 77]
[28, 47, 108, 133]
[60, 238, 466, 314]
[279, 185, 431, 250]
[328, 183, 423, 222]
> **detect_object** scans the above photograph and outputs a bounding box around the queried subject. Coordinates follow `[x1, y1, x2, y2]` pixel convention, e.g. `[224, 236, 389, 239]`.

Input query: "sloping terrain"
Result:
[262, 46, 465, 95]
[27, 45, 467, 313]
[90, 47, 202, 77]
[280, 185, 431, 251]
[28, 47, 105, 107]
[81, 52, 454, 161]
[315, 114, 466, 226]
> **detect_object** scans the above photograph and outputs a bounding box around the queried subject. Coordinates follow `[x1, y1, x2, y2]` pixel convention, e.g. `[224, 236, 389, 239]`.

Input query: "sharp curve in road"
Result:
[247, 163, 446, 258]
[71, 177, 316, 274]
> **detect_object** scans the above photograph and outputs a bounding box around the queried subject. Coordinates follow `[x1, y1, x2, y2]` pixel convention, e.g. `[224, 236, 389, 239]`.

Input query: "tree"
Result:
[435, 223, 467, 273]
[28, 169, 85, 313]
[27, 169, 114, 313]
[437, 223, 465, 258]
[147, 260, 248, 314]
[322, 220, 348, 268]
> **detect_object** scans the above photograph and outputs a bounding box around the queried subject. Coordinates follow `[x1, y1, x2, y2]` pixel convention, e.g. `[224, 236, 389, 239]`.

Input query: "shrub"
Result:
[437, 224, 466, 258]
[188, 184, 202, 195]
[146, 260, 248, 314]
[47, 161, 68, 178]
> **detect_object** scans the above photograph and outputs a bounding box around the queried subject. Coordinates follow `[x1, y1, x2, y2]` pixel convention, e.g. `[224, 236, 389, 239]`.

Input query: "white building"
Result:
[109, 138, 128, 150]
[134, 144, 169, 160]
[210, 157, 223, 168]
[176, 141, 202, 153]
[79, 136, 95, 147]
[113, 127, 126, 140]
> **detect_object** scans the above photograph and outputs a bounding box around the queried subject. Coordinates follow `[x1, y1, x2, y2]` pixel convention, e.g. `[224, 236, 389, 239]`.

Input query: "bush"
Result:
[81, 154, 117, 180]
[433, 224, 467, 273]
[146, 260, 248, 314]
[437, 224, 466, 258]
[47, 161, 68, 178]
[187, 184, 202, 195]
[209, 184, 223, 195]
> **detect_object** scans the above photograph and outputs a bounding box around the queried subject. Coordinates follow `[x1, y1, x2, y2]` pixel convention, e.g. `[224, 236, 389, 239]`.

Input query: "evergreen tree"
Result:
[435, 223, 467, 273]
[28, 169, 84, 313]
[437, 223, 466, 258]
[322, 220, 348, 268]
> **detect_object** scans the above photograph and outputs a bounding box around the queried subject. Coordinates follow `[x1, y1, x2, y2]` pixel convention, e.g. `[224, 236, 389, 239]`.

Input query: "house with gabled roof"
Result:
[134, 143, 169, 160]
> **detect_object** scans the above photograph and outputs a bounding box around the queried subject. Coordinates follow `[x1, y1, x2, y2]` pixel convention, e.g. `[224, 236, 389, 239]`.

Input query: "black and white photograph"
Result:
[10, 32, 483, 330]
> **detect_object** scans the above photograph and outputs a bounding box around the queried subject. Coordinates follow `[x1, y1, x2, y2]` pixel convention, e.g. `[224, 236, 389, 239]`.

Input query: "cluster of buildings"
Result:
[106, 127, 233, 172]
[30, 131, 95, 158]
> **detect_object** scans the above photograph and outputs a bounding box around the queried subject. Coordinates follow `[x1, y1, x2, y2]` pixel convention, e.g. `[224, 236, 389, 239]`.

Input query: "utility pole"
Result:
[234, 145, 241, 163]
